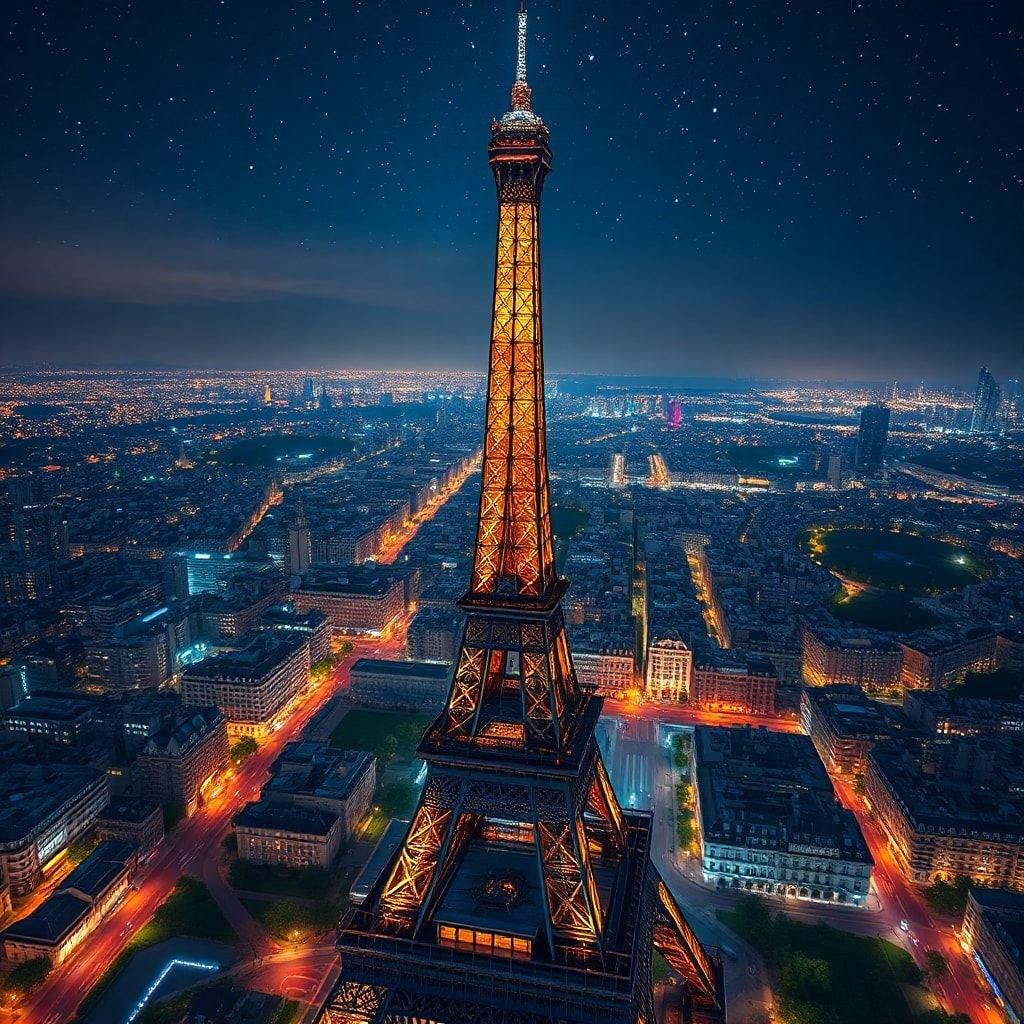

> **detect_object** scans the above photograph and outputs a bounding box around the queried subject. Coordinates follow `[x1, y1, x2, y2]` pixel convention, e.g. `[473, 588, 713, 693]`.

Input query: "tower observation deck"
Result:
[316, 8, 725, 1023]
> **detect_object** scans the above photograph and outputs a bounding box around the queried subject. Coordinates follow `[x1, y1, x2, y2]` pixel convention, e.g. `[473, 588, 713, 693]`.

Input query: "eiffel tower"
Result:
[318, 7, 724, 1023]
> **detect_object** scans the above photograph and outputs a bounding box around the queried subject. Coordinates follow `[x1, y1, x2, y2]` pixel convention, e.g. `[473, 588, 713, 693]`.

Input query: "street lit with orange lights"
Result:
[608, 698, 1007, 1024]
[832, 775, 1006, 1024]
[1, 641, 380, 1024]
[375, 450, 480, 566]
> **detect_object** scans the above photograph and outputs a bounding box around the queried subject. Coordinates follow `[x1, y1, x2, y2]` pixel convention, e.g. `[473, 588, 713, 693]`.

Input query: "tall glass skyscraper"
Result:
[970, 367, 1002, 435]
[855, 403, 891, 475]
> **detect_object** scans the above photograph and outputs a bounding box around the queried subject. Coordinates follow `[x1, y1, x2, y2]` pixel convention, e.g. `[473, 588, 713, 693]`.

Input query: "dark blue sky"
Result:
[2, 1, 1021, 382]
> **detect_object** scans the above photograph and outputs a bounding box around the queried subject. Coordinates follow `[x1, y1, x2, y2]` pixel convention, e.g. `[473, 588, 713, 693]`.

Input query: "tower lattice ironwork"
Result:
[317, 8, 725, 1023]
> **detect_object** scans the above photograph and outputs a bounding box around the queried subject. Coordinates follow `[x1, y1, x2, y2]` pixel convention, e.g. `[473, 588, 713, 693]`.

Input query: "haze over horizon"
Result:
[3, 1, 1021, 380]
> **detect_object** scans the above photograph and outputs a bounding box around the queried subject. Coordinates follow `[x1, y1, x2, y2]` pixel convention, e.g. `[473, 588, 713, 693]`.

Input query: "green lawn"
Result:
[135, 984, 299, 1024]
[329, 709, 431, 764]
[228, 860, 333, 900]
[652, 950, 673, 986]
[806, 526, 989, 593]
[719, 895, 923, 1024]
[359, 780, 421, 842]
[240, 897, 343, 942]
[133, 876, 235, 948]
[829, 590, 941, 633]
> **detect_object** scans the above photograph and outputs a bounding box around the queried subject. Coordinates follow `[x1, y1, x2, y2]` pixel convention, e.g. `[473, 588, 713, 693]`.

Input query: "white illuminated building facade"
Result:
[645, 638, 692, 702]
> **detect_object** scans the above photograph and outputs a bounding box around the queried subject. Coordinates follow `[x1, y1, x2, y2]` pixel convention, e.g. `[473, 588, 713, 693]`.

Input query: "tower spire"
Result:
[510, 2, 533, 112]
[516, 2, 528, 83]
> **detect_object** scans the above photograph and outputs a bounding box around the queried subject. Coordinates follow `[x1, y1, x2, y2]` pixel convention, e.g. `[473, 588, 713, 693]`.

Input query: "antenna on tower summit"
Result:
[516, 2, 528, 83]
[510, 2, 533, 112]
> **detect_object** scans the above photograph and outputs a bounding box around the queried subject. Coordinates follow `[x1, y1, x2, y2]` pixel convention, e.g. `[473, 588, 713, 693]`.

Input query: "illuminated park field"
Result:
[805, 526, 989, 593]
[804, 526, 990, 632]
[211, 433, 354, 467]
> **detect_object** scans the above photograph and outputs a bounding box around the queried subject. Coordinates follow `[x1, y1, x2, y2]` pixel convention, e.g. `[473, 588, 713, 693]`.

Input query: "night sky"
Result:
[2, 2, 1021, 382]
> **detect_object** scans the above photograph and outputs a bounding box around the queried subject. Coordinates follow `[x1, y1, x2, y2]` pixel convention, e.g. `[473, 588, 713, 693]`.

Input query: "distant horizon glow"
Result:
[2, 3, 1021, 380]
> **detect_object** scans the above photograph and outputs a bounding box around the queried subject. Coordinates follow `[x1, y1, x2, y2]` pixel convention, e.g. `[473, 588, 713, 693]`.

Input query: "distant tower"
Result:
[317, 7, 723, 1024]
[263, 383, 273, 406]
[827, 452, 842, 490]
[855, 404, 890, 475]
[1006, 378, 1021, 425]
[970, 367, 1002, 435]
[889, 380, 899, 404]
[303, 376, 316, 406]
[174, 442, 194, 470]
[286, 502, 311, 577]
[667, 398, 683, 430]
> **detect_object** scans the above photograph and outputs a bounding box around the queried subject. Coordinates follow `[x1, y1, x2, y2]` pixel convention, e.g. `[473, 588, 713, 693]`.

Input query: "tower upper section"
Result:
[469, 2, 557, 603]
[488, 4, 552, 205]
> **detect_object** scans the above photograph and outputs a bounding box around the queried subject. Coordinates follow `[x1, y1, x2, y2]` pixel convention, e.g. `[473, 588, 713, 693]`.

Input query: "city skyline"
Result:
[3, 2, 1022, 379]
[0, 5, 1023, 1024]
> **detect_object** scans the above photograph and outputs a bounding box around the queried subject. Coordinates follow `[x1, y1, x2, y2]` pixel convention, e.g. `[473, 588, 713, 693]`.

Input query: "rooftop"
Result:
[61, 840, 137, 900]
[351, 658, 450, 680]
[693, 725, 871, 863]
[265, 741, 374, 803]
[803, 684, 903, 741]
[869, 737, 1024, 843]
[0, 762, 106, 844]
[235, 800, 337, 837]
[142, 705, 224, 759]
[182, 630, 307, 683]
[97, 797, 162, 825]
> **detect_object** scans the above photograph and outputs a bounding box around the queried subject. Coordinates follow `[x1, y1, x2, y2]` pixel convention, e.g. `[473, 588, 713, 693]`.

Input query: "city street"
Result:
[2, 642, 379, 1024]
[603, 704, 1006, 1024]
[831, 776, 1004, 1024]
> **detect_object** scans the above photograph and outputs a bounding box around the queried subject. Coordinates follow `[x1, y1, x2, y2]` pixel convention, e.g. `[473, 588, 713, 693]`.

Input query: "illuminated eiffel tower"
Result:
[318, 8, 724, 1023]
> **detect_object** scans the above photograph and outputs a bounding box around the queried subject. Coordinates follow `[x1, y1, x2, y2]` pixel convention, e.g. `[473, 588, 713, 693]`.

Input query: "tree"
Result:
[67, 835, 99, 867]
[729, 895, 775, 952]
[922, 876, 970, 917]
[375, 734, 398, 767]
[394, 722, 423, 758]
[0, 957, 51, 1000]
[925, 949, 948, 977]
[231, 735, 259, 766]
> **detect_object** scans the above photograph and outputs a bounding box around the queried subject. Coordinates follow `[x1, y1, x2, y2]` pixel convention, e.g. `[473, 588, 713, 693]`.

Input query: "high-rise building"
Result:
[855, 403, 890, 475]
[667, 399, 682, 429]
[286, 502, 312, 577]
[317, 9, 724, 1023]
[1007, 378, 1022, 424]
[827, 452, 842, 489]
[970, 367, 1002, 435]
[262, 383, 272, 406]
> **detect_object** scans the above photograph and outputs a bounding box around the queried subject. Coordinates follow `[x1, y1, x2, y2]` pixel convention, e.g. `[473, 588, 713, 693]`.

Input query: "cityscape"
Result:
[1, 3, 1023, 1024]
